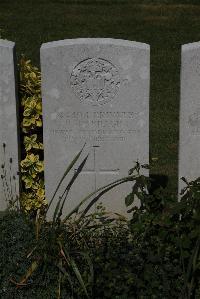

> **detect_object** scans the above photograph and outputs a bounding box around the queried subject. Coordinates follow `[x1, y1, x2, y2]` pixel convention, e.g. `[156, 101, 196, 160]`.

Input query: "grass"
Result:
[0, 0, 200, 195]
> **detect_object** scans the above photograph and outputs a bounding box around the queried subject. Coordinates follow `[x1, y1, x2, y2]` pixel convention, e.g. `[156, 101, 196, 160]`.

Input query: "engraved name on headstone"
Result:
[179, 42, 200, 193]
[0, 40, 20, 210]
[41, 38, 150, 218]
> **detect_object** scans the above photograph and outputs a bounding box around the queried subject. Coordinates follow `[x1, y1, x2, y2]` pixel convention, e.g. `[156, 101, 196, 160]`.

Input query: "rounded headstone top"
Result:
[40, 38, 150, 51]
[0, 39, 15, 48]
[182, 41, 200, 53]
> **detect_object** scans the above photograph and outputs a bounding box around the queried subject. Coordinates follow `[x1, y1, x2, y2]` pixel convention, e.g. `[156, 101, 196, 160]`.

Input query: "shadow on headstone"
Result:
[148, 174, 169, 195]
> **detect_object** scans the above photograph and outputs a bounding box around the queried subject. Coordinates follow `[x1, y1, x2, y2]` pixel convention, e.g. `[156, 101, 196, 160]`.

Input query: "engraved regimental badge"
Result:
[70, 58, 120, 106]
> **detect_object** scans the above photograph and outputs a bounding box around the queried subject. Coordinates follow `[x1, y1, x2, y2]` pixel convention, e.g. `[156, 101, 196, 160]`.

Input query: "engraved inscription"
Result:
[188, 109, 200, 134]
[50, 110, 141, 143]
[70, 58, 120, 106]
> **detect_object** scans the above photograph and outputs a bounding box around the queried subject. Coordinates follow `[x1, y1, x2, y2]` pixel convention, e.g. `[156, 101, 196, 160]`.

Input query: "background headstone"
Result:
[0, 39, 20, 210]
[41, 38, 150, 218]
[179, 42, 200, 194]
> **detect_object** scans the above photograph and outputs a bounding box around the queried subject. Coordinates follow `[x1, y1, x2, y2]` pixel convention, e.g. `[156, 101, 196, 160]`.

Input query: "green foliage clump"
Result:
[0, 205, 132, 299]
[1, 158, 200, 298]
[125, 167, 200, 298]
[0, 211, 35, 299]
[19, 57, 46, 213]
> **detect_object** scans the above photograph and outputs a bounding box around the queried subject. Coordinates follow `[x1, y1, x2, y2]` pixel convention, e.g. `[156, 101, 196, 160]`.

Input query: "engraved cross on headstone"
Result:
[75, 145, 120, 190]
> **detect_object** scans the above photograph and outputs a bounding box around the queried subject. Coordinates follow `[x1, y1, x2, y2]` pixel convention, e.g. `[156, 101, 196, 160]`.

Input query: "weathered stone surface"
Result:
[179, 42, 200, 194]
[41, 38, 150, 218]
[0, 39, 20, 210]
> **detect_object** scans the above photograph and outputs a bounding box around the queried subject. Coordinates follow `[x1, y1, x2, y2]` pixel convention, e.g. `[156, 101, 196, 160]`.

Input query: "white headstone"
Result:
[179, 42, 200, 194]
[41, 38, 150, 218]
[0, 39, 20, 210]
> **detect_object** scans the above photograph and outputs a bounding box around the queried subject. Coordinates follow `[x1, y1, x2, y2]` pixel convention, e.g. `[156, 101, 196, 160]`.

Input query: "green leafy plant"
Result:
[1, 157, 200, 298]
[5, 146, 140, 298]
[178, 176, 200, 299]
[125, 163, 200, 298]
[19, 57, 45, 213]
